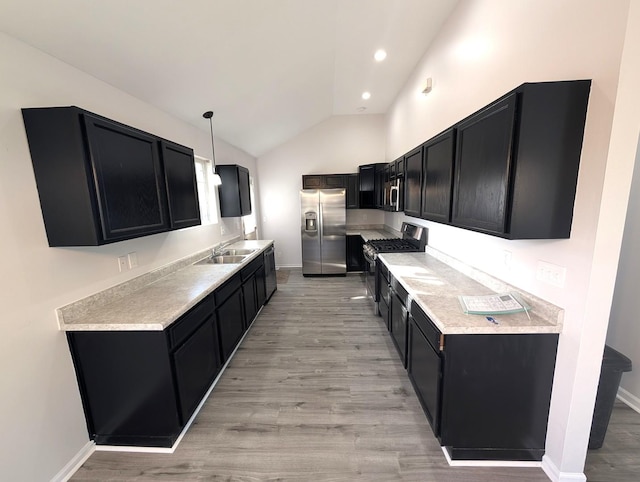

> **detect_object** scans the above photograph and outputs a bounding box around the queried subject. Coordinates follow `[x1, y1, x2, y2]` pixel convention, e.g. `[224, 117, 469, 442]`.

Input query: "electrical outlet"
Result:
[220, 225, 226, 235]
[127, 252, 138, 269]
[536, 260, 566, 287]
[117, 256, 128, 272]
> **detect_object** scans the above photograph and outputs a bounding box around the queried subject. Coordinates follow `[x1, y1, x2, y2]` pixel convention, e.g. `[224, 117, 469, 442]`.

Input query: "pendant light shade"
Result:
[202, 110, 223, 186]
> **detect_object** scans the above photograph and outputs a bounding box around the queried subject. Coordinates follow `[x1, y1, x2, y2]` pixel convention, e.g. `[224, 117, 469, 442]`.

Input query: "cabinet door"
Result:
[375, 163, 386, 209]
[390, 291, 408, 367]
[408, 319, 442, 436]
[404, 147, 423, 217]
[83, 114, 169, 241]
[346, 235, 364, 271]
[264, 247, 277, 301]
[256, 265, 267, 308]
[359, 164, 376, 208]
[421, 129, 455, 223]
[172, 317, 221, 424]
[216, 288, 245, 362]
[325, 175, 346, 188]
[346, 174, 359, 209]
[243, 275, 258, 327]
[452, 94, 517, 235]
[160, 141, 201, 230]
[238, 166, 252, 216]
[302, 175, 325, 189]
[218, 165, 252, 217]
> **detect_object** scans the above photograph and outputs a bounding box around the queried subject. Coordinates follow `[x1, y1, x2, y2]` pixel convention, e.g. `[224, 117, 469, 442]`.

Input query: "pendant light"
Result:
[202, 110, 223, 186]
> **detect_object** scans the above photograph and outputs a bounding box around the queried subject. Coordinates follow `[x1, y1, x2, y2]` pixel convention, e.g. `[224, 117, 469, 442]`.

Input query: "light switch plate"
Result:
[117, 256, 128, 272]
[127, 252, 138, 269]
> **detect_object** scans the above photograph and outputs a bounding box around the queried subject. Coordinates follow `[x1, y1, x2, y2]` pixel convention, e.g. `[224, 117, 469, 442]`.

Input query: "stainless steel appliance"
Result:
[363, 222, 427, 313]
[384, 178, 403, 212]
[300, 189, 346, 276]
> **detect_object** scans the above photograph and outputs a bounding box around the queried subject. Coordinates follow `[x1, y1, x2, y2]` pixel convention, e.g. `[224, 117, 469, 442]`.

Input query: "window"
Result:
[194, 155, 219, 225]
[242, 175, 258, 238]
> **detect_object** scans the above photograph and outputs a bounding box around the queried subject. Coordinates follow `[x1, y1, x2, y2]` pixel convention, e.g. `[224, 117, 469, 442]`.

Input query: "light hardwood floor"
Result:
[71, 269, 636, 481]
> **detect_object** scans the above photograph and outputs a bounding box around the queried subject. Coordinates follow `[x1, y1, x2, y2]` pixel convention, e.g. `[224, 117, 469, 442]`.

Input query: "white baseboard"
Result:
[617, 387, 640, 413]
[441, 446, 541, 468]
[50, 441, 95, 482]
[541, 455, 586, 482]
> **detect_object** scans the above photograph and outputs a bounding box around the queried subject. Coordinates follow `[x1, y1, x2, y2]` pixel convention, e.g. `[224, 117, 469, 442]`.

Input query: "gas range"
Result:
[363, 223, 427, 260]
[362, 223, 427, 315]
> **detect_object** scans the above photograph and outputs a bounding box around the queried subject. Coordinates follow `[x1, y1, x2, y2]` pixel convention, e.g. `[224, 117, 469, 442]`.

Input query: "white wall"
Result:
[383, 0, 634, 479]
[605, 0, 640, 412]
[0, 32, 256, 481]
[257, 114, 386, 267]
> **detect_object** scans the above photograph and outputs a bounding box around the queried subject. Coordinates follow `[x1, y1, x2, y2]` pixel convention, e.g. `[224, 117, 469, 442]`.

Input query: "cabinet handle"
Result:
[439, 334, 445, 351]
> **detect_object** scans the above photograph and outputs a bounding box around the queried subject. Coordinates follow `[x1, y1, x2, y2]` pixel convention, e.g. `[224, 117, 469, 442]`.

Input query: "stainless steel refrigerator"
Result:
[300, 189, 346, 275]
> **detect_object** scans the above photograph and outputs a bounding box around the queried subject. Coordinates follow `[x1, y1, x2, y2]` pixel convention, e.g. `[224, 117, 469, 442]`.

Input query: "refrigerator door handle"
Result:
[318, 201, 324, 251]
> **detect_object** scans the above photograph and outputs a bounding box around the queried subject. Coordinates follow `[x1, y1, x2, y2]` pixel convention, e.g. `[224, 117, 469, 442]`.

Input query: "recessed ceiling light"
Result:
[374, 49, 387, 62]
[361, 92, 371, 100]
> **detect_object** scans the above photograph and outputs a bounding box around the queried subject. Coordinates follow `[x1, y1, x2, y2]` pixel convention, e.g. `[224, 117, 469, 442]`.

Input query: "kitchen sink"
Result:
[220, 248, 257, 256]
[195, 255, 248, 265]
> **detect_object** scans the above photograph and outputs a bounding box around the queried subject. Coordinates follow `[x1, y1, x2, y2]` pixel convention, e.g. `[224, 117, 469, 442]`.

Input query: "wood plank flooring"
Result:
[71, 269, 636, 481]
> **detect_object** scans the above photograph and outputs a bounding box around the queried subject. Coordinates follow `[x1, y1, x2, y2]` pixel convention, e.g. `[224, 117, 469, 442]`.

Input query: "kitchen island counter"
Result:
[58, 240, 274, 331]
[379, 248, 562, 335]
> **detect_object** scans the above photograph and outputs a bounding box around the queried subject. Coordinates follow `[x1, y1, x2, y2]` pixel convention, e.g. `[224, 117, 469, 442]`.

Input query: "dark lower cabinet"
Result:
[389, 278, 409, 367]
[264, 245, 277, 301]
[241, 255, 265, 328]
[67, 294, 220, 448]
[215, 274, 245, 362]
[66, 248, 276, 449]
[408, 319, 442, 436]
[172, 317, 221, 423]
[407, 301, 559, 461]
[346, 235, 365, 272]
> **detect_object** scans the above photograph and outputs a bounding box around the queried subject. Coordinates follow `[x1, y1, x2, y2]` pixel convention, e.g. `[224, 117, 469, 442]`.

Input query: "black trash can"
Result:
[588, 345, 633, 449]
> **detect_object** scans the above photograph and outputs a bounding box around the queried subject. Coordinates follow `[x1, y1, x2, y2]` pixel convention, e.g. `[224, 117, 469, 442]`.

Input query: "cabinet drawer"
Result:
[214, 273, 242, 305]
[391, 277, 408, 307]
[410, 301, 442, 352]
[168, 298, 213, 350]
[241, 256, 263, 280]
[378, 260, 389, 283]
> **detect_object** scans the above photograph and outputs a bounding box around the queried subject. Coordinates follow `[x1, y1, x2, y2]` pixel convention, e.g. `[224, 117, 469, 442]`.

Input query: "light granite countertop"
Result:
[378, 249, 563, 335]
[346, 228, 398, 241]
[58, 240, 274, 332]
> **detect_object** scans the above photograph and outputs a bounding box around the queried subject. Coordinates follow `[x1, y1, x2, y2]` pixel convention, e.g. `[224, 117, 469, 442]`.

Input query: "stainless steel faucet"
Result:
[212, 242, 232, 256]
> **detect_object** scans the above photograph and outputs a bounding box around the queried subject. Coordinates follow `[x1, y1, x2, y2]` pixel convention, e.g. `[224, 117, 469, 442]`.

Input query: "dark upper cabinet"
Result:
[302, 175, 324, 189]
[302, 174, 346, 189]
[22, 106, 201, 246]
[302, 173, 357, 208]
[217, 164, 252, 217]
[358, 163, 386, 209]
[404, 146, 423, 218]
[160, 140, 201, 230]
[452, 80, 591, 239]
[421, 128, 456, 223]
[452, 94, 516, 235]
[346, 173, 359, 209]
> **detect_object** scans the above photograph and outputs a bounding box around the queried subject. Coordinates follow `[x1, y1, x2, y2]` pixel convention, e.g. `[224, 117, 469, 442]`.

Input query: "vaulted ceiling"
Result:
[0, 0, 458, 156]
